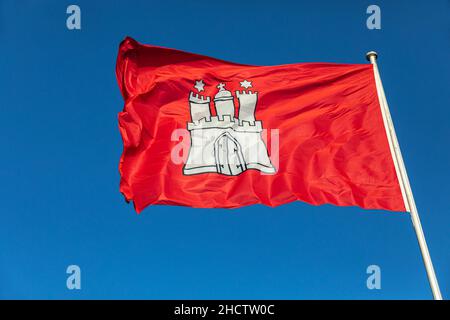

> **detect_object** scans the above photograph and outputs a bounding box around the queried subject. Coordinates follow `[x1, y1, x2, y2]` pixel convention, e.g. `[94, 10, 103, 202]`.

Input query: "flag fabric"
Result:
[116, 37, 406, 213]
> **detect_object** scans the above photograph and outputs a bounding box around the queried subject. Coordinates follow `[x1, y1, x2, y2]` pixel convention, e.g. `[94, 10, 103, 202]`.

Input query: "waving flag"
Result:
[116, 37, 406, 213]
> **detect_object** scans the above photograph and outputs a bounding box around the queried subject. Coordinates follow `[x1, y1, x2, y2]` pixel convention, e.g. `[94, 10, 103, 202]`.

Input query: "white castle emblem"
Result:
[183, 80, 276, 176]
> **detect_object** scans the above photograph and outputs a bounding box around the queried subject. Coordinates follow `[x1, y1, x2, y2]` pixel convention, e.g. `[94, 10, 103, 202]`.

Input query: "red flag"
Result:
[116, 37, 406, 213]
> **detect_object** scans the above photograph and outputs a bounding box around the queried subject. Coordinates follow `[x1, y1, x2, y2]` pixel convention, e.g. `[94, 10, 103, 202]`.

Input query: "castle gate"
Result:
[214, 132, 246, 176]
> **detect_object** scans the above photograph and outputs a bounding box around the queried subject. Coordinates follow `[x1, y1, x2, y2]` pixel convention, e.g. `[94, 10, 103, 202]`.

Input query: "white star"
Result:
[194, 80, 205, 92]
[240, 80, 252, 89]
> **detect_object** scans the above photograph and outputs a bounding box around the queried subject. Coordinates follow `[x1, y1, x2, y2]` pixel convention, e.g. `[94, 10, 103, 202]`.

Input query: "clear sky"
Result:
[0, 0, 449, 299]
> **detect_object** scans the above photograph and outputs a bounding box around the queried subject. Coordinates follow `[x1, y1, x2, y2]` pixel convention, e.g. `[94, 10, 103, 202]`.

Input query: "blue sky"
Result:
[0, 0, 449, 299]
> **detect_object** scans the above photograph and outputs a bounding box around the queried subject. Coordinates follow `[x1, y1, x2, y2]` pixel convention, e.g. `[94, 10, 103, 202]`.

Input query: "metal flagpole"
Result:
[366, 51, 443, 300]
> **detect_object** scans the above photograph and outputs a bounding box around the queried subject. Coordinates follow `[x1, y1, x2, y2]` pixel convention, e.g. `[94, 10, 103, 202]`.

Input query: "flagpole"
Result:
[366, 51, 443, 300]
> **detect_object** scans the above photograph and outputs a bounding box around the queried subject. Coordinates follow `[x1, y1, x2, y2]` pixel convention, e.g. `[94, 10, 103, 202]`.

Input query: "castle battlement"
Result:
[189, 92, 210, 104]
[235, 90, 257, 97]
[187, 116, 262, 132]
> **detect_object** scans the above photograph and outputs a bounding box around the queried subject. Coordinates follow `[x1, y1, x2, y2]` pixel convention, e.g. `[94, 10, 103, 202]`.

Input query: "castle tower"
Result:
[214, 83, 235, 120]
[236, 91, 258, 124]
[189, 92, 211, 121]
